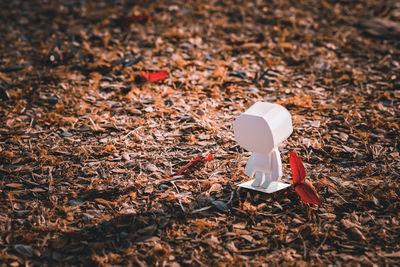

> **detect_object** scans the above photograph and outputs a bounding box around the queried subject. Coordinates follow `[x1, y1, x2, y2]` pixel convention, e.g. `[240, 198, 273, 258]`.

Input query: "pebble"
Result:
[99, 137, 108, 143]
[181, 43, 193, 49]
[144, 106, 154, 113]
[61, 132, 73, 137]
[68, 199, 83, 206]
[119, 231, 129, 239]
[382, 99, 393, 107]
[145, 163, 158, 172]
[229, 71, 247, 79]
[394, 80, 400, 90]
[126, 107, 142, 115]
[276, 65, 285, 72]
[82, 213, 94, 222]
[369, 133, 382, 140]
[164, 99, 174, 106]
[14, 244, 33, 257]
[291, 218, 303, 225]
[158, 183, 171, 190]
[48, 95, 59, 104]
[248, 87, 259, 93]
[101, 76, 113, 81]
[264, 96, 277, 102]
[122, 152, 130, 161]
[339, 132, 349, 141]
[14, 210, 26, 218]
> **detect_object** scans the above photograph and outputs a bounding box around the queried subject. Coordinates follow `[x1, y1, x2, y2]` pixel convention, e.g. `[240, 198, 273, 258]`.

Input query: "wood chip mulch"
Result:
[1, 0, 399, 265]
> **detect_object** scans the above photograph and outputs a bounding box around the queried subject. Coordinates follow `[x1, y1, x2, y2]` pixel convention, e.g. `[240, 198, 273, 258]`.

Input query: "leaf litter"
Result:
[0, 0, 399, 266]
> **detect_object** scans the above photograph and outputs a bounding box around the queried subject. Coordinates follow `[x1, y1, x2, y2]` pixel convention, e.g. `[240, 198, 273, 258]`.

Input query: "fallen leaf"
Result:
[139, 71, 168, 83]
[211, 200, 229, 212]
[380, 251, 400, 258]
[0, 72, 11, 84]
[289, 151, 306, 184]
[14, 244, 33, 257]
[208, 183, 222, 194]
[175, 153, 213, 176]
[360, 18, 400, 39]
[290, 151, 322, 205]
[0, 86, 9, 100]
[295, 181, 322, 205]
[124, 15, 154, 22]
[6, 183, 23, 189]
[136, 224, 157, 242]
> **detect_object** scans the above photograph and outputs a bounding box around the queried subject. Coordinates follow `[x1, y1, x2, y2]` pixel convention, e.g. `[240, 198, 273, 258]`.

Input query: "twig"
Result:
[299, 235, 307, 259]
[237, 247, 269, 253]
[385, 159, 400, 177]
[191, 206, 211, 213]
[169, 179, 207, 183]
[177, 199, 186, 213]
[170, 181, 180, 194]
[192, 254, 208, 267]
[170, 181, 185, 212]
[226, 189, 235, 205]
[330, 188, 348, 203]
[315, 225, 331, 253]
[48, 166, 53, 193]
[121, 126, 143, 140]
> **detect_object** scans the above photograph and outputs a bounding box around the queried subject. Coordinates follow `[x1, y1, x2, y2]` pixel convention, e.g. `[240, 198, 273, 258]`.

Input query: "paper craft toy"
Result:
[233, 102, 293, 193]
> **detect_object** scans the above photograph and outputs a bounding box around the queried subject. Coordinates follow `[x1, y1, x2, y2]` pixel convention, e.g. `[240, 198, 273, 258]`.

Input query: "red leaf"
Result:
[117, 15, 155, 28]
[205, 153, 213, 161]
[131, 15, 154, 21]
[175, 153, 213, 176]
[295, 181, 322, 205]
[289, 151, 322, 205]
[123, 15, 154, 23]
[140, 71, 168, 82]
[289, 151, 306, 184]
[42, 201, 54, 208]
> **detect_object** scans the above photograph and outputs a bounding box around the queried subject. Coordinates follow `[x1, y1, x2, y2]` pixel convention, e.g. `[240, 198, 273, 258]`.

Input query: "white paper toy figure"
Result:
[233, 102, 293, 193]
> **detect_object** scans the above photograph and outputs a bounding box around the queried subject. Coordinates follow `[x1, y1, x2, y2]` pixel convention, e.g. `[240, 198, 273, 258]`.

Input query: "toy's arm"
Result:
[270, 148, 282, 181]
[245, 153, 255, 178]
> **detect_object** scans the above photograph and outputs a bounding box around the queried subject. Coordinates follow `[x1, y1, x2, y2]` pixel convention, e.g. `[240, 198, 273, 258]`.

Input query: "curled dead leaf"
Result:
[208, 183, 222, 194]
[14, 244, 33, 257]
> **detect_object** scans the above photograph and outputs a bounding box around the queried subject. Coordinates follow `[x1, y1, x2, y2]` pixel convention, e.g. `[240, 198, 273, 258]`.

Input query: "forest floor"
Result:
[1, 0, 399, 266]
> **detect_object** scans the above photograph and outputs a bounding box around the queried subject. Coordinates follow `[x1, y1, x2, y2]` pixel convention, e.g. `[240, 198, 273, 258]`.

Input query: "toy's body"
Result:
[245, 149, 281, 189]
[233, 102, 293, 192]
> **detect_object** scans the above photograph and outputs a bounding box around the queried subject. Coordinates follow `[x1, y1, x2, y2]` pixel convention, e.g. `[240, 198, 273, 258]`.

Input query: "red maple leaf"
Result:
[175, 153, 213, 176]
[128, 15, 154, 21]
[121, 15, 154, 24]
[289, 151, 321, 205]
[139, 71, 168, 83]
[116, 15, 155, 28]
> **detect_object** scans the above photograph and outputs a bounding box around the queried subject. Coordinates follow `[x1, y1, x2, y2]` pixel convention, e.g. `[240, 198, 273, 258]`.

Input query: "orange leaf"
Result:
[295, 181, 322, 205]
[289, 152, 306, 184]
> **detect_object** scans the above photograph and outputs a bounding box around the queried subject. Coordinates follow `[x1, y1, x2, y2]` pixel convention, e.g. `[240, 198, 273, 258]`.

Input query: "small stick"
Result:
[300, 235, 307, 259]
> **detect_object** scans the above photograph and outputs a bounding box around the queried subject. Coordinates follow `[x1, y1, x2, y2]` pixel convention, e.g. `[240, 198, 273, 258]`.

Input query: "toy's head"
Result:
[233, 102, 293, 153]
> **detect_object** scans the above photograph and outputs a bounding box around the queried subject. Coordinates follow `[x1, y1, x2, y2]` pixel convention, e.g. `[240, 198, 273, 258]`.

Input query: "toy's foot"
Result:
[251, 171, 264, 187]
[260, 173, 272, 189]
[238, 180, 291, 193]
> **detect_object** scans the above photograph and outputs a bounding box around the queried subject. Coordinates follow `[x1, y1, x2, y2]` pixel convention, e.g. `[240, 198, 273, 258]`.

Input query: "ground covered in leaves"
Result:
[1, 0, 400, 266]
